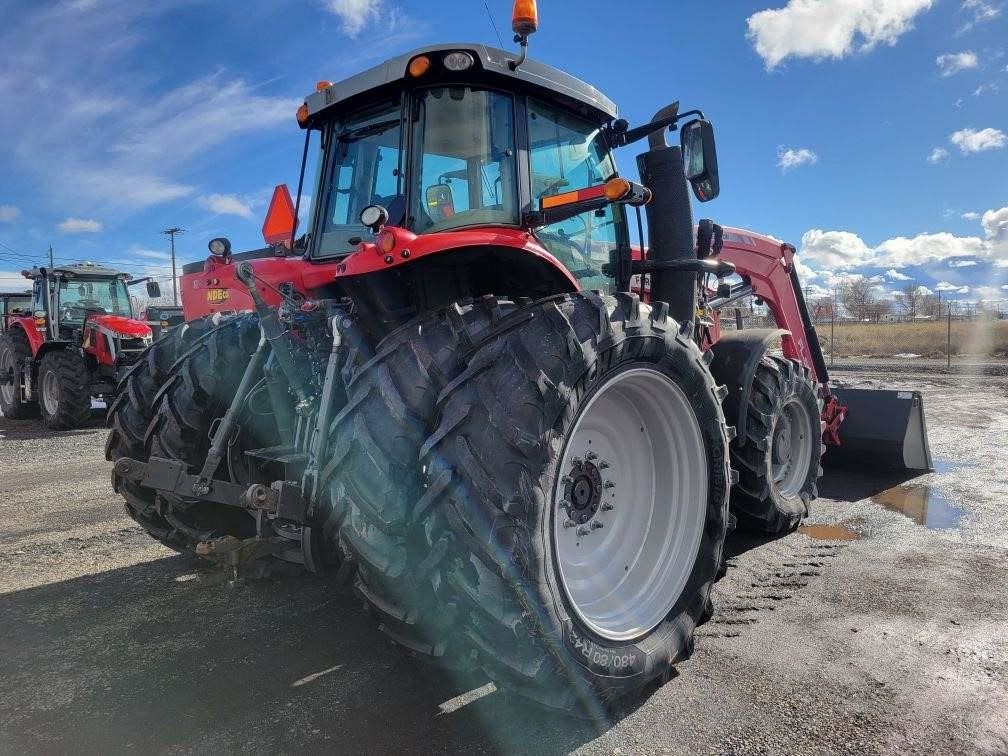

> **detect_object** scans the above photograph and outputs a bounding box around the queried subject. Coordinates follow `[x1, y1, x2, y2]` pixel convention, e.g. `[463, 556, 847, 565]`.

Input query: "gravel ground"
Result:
[1, 372, 1006, 755]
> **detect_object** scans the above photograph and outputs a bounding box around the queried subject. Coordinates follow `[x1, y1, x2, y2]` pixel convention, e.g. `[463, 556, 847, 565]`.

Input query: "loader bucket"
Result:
[826, 388, 933, 472]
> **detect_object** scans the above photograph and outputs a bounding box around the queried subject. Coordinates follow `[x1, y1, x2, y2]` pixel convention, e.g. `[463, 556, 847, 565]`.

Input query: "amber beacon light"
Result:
[512, 0, 538, 36]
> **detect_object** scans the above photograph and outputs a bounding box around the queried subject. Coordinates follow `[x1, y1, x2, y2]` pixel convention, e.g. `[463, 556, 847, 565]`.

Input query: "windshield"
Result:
[57, 277, 132, 321]
[527, 98, 625, 292]
[314, 100, 405, 257]
[408, 87, 518, 233]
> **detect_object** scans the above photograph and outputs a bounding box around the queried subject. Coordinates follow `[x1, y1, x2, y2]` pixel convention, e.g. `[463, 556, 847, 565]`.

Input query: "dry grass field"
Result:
[818, 319, 1008, 358]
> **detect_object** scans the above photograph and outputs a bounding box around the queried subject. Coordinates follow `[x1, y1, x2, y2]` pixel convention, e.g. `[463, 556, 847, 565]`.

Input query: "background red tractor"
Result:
[0, 262, 160, 429]
[106, 2, 930, 715]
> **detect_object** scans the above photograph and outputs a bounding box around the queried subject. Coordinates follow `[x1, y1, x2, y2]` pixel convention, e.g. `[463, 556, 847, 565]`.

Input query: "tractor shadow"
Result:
[0, 555, 623, 754]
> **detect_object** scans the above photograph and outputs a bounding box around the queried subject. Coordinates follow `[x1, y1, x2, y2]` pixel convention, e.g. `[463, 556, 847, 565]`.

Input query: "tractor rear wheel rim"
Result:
[771, 398, 813, 499]
[552, 367, 707, 642]
[0, 347, 15, 405]
[42, 370, 60, 416]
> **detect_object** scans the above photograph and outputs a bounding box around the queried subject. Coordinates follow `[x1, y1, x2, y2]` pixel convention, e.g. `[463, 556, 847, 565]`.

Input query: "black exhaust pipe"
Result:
[636, 105, 695, 324]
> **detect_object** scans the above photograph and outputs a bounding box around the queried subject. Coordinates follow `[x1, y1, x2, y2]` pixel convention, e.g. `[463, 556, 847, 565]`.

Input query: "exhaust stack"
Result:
[636, 106, 696, 324]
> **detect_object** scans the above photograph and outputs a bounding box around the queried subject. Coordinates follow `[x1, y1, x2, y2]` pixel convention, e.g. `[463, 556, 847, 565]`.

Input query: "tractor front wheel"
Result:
[38, 350, 92, 429]
[421, 292, 732, 714]
[0, 328, 37, 419]
[731, 356, 824, 534]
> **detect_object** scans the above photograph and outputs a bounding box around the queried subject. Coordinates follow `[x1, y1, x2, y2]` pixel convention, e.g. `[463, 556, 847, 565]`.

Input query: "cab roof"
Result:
[304, 43, 618, 124]
[29, 262, 129, 279]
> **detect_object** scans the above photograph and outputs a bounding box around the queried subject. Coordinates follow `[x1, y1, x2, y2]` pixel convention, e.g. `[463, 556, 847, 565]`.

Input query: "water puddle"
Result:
[870, 483, 963, 530]
[799, 522, 862, 541]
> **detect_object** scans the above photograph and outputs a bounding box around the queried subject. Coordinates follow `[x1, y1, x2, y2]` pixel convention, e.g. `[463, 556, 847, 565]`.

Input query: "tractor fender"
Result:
[708, 328, 790, 448]
[34, 340, 75, 365]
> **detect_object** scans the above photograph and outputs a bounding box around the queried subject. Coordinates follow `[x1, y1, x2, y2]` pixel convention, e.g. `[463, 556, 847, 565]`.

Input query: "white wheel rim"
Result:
[0, 347, 15, 405]
[771, 398, 813, 499]
[42, 370, 60, 416]
[552, 367, 708, 642]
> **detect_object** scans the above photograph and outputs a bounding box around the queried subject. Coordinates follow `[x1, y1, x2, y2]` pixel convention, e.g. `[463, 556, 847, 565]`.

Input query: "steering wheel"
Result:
[542, 213, 595, 268]
[62, 300, 106, 320]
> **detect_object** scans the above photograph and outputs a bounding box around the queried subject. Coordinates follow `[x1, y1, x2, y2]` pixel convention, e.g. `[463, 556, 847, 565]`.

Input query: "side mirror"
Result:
[680, 119, 719, 202]
[425, 184, 456, 221]
[146, 281, 161, 299]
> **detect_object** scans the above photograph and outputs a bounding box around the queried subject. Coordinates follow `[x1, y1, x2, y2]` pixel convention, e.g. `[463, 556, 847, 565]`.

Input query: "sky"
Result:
[0, 0, 1005, 307]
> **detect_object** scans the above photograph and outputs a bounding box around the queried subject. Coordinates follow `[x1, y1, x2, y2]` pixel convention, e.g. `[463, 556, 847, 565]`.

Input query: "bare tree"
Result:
[865, 299, 893, 323]
[809, 296, 834, 323]
[895, 283, 923, 319]
[840, 278, 878, 321]
[920, 294, 939, 318]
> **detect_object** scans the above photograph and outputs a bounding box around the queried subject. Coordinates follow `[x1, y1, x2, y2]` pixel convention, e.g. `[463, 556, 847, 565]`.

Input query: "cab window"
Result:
[527, 99, 625, 292]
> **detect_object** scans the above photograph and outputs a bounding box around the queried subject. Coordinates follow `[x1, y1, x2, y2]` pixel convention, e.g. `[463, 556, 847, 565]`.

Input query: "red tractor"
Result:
[106, 3, 930, 715]
[0, 262, 161, 429]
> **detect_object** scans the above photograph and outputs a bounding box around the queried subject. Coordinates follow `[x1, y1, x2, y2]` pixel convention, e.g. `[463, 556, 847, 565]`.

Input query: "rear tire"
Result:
[105, 320, 211, 550]
[322, 297, 519, 668]
[420, 292, 732, 715]
[0, 328, 38, 419]
[143, 314, 269, 552]
[38, 350, 91, 429]
[730, 356, 824, 534]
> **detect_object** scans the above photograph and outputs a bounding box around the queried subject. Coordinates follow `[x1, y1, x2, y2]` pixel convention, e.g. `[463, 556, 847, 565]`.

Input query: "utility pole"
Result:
[160, 227, 184, 305]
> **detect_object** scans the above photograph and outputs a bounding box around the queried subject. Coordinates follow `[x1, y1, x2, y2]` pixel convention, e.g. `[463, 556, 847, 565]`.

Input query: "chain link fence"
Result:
[717, 299, 1008, 372]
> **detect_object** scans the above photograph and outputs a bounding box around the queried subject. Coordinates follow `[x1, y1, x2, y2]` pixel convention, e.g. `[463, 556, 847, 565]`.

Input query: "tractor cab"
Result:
[0, 290, 32, 331]
[300, 50, 624, 294]
[30, 263, 137, 340]
[285, 38, 719, 332]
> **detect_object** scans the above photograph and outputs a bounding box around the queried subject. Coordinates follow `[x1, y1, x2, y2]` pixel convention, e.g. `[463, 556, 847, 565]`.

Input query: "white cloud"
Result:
[746, 0, 934, 69]
[800, 229, 875, 268]
[949, 259, 979, 267]
[57, 217, 102, 233]
[0, 3, 297, 212]
[935, 281, 971, 293]
[927, 147, 950, 163]
[886, 269, 912, 280]
[132, 248, 172, 261]
[323, 0, 383, 38]
[982, 206, 1008, 242]
[915, 285, 933, 295]
[936, 50, 979, 75]
[973, 82, 1000, 96]
[962, 211, 981, 221]
[198, 193, 254, 219]
[0, 205, 20, 223]
[777, 147, 818, 172]
[802, 228, 991, 269]
[0, 269, 28, 289]
[950, 127, 1008, 154]
[959, 0, 1001, 33]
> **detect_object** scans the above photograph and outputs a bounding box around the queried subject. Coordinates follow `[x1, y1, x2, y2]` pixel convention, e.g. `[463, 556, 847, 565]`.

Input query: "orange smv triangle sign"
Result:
[262, 184, 297, 245]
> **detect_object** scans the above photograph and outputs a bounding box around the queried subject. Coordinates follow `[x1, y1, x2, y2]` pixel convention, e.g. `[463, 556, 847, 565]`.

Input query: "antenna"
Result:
[483, 0, 504, 47]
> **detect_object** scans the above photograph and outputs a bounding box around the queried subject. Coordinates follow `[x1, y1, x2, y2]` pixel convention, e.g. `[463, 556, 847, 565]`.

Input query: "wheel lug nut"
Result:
[585, 451, 597, 461]
[561, 475, 573, 484]
[564, 519, 576, 528]
[591, 520, 604, 530]
[602, 503, 614, 512]
[577, 526, 590, 536]
[604, 480, 615, 489]
[598, 460, 610, 469]
[571, 456, 582, 467]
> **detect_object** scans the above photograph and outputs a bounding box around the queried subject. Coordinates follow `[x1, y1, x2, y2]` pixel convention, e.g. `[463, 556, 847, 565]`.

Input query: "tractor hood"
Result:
[88, 313, 153, 339]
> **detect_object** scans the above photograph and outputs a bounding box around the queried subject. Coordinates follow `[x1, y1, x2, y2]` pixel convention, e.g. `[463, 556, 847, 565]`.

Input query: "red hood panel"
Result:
[90, 314, 152, 338]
